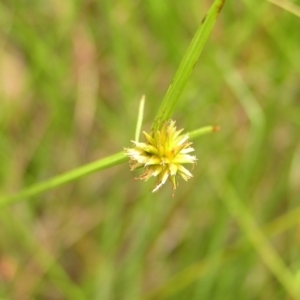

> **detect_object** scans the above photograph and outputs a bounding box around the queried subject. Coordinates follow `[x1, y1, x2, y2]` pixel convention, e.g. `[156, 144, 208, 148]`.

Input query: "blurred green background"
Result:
[1, 0, 300, 299]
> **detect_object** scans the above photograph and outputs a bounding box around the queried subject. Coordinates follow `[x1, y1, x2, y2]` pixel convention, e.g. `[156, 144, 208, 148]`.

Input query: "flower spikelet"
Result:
[125, 120, 197, 192]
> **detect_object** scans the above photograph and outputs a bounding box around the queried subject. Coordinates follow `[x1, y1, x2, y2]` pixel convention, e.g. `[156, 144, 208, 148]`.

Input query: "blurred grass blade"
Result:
[267, 0, 300, 18]
[0, 211, 89, 300]
[0, 152, 127, 209]
[144, 251, 229, 300]
[152, 0, 226, 131]
[210, 170, 300, 299]
[145, 204, 300, 299]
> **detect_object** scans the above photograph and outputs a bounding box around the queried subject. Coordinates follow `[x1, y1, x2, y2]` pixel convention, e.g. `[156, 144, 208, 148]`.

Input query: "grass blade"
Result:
[210, 171, 300, 299]
[267, 0, 300, 18]
[152, 0, 226, 131]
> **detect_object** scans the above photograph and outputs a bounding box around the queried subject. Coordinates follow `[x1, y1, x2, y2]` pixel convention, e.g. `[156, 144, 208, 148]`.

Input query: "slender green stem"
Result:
[0, 152, 127, 209]
[188, 125, 220, 139]
[135, 95, 145, 142]
[152, 0, 226, 131]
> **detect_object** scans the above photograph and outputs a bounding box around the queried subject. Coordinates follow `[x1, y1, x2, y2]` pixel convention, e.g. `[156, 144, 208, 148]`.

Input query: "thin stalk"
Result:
[135, 95, 145, 142]
[189, 125, 220, 139]
[0, 152, 127, 209]
[152, 0, 226, 131]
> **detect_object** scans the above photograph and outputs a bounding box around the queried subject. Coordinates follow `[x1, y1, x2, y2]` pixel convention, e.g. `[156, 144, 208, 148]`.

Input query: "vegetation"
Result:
[1, 0, 300, 299]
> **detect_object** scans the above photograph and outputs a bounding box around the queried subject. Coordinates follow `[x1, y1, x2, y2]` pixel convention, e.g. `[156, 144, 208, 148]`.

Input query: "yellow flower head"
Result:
[125, 120, 197, 192]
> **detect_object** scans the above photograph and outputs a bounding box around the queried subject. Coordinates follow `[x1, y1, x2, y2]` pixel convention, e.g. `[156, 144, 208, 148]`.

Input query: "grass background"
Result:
[1, 0, 300, 299]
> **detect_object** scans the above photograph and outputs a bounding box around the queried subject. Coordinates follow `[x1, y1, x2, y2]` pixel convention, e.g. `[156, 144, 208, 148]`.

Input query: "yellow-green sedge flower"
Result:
[125, 120, 197, 192]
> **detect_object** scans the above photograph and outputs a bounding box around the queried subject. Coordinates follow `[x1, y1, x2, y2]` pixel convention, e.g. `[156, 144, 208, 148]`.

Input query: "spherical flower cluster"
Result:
[125, 120, 197, 192]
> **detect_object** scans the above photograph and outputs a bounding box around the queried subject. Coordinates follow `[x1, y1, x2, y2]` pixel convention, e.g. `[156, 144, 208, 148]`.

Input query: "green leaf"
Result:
[152, 0, 226, 131]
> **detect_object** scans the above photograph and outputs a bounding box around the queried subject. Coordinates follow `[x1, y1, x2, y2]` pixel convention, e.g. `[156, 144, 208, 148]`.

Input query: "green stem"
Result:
[0, 152, 127, 209]
[152, 0, 225, 131]
[189, 125, 220, 139]
[135, 95, 145, 142]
